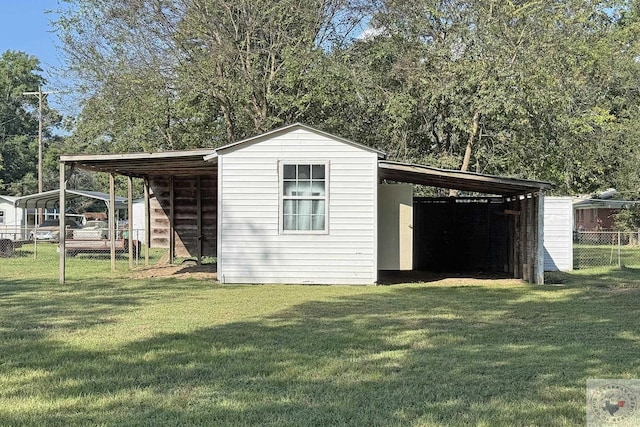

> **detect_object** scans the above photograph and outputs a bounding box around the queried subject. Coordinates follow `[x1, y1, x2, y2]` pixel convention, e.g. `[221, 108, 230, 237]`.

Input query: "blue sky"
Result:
[0, 1, 70, 113]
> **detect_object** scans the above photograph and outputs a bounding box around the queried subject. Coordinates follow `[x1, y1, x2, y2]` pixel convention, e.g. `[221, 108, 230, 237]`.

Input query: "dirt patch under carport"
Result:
[131, 261, 218, 281]
[131, 264, 517, 285]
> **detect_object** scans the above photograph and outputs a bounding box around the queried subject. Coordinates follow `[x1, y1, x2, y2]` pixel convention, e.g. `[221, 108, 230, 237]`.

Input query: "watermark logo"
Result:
[587, 379, 640, 426]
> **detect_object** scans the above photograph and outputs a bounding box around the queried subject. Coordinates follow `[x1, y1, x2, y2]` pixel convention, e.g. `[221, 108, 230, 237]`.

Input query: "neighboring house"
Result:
[573, 190, 640, 231]
[0, 195, 26, 240]
[59, 123, 553, 285]
[0, 195, 18, 227]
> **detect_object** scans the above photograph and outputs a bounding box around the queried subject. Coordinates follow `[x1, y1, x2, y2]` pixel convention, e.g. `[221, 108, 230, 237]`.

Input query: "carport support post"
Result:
[144, 178, 150, 266]
[535, 190, 545, 285]
[197, 176, 202, 266]
[169, 176, 175, 264]
[128, 176, 134, 270]
[59, 161, 66, 284]
[109, 173, 116, 272]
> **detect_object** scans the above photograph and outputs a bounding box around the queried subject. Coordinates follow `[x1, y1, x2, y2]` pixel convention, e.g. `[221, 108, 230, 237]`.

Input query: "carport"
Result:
[379, 161, 553, 284]
[14, 189, 127, 212]
[58, 150, 217, 283]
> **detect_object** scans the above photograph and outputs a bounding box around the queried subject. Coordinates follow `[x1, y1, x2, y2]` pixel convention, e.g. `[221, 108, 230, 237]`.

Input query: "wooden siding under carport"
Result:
[148, 175, 217, 259]
[378, 161, 552, 284]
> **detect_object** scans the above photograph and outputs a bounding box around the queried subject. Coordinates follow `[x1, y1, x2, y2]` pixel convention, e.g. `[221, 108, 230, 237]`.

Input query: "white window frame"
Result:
[0, 210, 4, 224]
[279, 161, 329, 234]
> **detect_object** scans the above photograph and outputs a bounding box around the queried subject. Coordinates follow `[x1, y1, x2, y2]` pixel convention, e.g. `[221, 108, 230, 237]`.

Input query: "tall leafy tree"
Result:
[55, 0, 373, 148]
[344, 0, 640, 194]
[0, 50, 61, 195]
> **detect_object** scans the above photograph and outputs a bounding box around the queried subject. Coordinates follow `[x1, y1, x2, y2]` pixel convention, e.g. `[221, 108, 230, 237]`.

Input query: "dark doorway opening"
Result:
[413, 197, 509, 273]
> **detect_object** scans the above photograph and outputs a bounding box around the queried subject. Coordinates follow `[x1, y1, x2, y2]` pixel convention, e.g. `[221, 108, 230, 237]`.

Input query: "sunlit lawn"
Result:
[1, 246, 639, 426]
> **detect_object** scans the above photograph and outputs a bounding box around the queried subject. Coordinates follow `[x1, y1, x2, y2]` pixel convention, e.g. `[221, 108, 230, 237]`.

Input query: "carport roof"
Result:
[379, 160, 553, 196]
[60, 149, 216, 178]
[14, 189, 127, 209]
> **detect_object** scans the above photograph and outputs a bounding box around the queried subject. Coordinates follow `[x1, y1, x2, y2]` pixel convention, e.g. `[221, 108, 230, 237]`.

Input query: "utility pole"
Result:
[23, 88, 59, 223]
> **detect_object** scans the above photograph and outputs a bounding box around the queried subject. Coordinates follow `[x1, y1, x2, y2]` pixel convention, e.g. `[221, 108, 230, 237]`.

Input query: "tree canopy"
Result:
[0, 50, 62, 195]
[50, 0, 640, 196]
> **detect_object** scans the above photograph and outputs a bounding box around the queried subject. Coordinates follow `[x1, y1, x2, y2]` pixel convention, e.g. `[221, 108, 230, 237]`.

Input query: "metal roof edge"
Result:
[61, 149, 216, 163]
[379, 160, 553, 189]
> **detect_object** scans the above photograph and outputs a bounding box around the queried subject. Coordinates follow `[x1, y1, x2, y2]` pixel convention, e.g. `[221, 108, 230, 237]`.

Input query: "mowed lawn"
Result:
[1, 248, 640, 426]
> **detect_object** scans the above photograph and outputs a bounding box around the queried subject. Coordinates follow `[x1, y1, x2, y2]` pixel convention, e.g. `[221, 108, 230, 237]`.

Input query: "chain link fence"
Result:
[574, 230, 640, 269]
[0, 226, 158, 267]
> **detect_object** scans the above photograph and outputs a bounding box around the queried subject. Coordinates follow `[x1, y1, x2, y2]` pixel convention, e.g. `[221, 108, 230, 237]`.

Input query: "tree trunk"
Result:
[449, 110, 481, 197]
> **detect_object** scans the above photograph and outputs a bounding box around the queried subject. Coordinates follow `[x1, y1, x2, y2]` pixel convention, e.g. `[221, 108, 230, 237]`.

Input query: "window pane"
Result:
[298, 214, 311, 230]
[283, 165, 296, 179]
[297, 181, 311, 196]
[311, 181, 325, 196]
[312, 165, 325, 179]
[283, 181, 297, 196]
[312, 215, 325, 230]
[298, 200, 312, 216]
[312, 200, 324, 215]
[283, 200, 294, 215]
[298, 165, 310, 179]
[283, 215, 296, 230]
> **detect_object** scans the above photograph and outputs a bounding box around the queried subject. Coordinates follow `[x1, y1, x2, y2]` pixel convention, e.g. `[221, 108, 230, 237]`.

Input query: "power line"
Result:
[22, 88, 61, 222]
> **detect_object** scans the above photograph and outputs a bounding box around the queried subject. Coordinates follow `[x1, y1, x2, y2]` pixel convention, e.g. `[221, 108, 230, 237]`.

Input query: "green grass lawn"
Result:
[1, 248, 640, 426]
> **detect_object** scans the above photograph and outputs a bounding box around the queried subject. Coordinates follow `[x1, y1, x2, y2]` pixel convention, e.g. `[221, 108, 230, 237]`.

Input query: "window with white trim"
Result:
[0, 210, 4, 224]
[281, 163, 327, 232]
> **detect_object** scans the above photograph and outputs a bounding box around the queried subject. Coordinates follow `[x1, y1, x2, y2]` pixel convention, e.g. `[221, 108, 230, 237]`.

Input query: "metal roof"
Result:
[56, 130, 552, 197]
[60, 149, 217, 178]
[14, 189, 128, 209]
[573, 198, 640, 209]
[379, 161, 553, 196]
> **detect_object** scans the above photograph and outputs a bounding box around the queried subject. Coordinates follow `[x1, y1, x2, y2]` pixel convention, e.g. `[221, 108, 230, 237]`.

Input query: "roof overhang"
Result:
[379, 161, 553, 196]
[60, 150, 217, 178]
[14, 189, 128, 210]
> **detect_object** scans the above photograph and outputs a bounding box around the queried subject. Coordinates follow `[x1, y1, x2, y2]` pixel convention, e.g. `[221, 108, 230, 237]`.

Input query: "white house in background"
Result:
[207, 125, 384, 285]
[0, 195, 23, 227]
[0, 195, 16, 226]
[543, 197, 574, 271]
[0, 195, 25, 240]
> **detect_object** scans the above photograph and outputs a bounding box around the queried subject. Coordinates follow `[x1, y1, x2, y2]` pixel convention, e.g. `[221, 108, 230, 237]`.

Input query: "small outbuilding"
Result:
[58, 123, 552, 285]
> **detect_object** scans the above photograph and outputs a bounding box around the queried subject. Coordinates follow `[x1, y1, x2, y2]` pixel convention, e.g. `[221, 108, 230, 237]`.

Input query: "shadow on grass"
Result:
[0, 275, 639, 425]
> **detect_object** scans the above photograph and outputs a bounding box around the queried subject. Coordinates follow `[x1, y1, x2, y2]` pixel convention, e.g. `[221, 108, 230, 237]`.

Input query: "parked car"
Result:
[30, 219, 82, 242]
[72, 220, 109, 240]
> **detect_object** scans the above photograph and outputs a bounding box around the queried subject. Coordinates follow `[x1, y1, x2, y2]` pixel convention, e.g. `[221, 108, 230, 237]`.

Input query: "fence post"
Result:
[618, 231, 622, 268]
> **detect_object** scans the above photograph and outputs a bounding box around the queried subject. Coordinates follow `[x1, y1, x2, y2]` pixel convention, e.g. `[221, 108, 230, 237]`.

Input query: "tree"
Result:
[0, 50, 61, 195]
[54, 0, 640, 198]
[346, 0, 640, 195]
[613, 204, 640, 231]
[54, 0, 373, 149]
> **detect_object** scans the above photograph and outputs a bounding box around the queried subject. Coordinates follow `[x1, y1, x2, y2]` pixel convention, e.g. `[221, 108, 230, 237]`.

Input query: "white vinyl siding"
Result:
[544, 197, 573, 271]
[217, 128, 378, 285]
